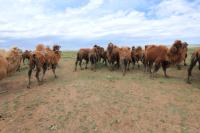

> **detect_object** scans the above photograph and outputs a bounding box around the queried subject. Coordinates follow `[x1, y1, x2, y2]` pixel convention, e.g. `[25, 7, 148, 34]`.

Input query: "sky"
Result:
[0, 0, 200, 50]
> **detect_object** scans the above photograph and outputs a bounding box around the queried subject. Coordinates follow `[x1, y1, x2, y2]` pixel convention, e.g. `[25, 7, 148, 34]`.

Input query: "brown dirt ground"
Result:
[0, 57, 200, 133]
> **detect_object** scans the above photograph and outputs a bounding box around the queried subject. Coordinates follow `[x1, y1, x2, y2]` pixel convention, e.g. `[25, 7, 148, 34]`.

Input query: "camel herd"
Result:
[74, 40, 199, 83]
[0, 40, 200, 88]
[0, 44, 61, 88]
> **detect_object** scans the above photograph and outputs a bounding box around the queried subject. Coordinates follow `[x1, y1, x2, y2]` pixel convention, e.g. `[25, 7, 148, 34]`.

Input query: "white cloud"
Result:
[0, 0, 200, 44]
[150, 0, 200, 17]
[64, 0, 103, 16]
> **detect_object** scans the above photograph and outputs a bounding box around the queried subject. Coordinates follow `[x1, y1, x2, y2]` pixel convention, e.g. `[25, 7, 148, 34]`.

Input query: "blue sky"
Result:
[0, 0, 200, 50]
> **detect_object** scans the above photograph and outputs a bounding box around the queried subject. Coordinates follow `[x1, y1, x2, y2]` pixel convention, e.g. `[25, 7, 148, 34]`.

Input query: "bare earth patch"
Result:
[0, 53, 200, 133]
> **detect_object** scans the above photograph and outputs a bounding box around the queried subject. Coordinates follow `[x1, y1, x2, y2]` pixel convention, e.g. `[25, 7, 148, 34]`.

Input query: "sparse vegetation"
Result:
[0, 47, 200, 133]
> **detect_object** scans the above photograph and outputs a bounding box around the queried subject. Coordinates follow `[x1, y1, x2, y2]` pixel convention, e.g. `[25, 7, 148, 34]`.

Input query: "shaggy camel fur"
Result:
[145, 40, 187, 77]
[0, 47, 22, 80]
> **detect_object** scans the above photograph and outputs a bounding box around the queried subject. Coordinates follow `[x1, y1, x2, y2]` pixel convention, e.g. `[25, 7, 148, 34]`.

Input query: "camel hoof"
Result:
[27, 85, 30, 89]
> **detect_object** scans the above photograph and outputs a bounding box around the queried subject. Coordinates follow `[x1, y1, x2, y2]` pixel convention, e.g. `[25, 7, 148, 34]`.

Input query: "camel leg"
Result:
[132, 58, 136, 69]
[41, 62, 48, 82]
[90, 61, 93, 71]
[152, 62, 161, 78]
[52, 64, 57, 78]
[111, 62, 115, 71]
[52, 68, 57, 78]
[27, 68, 33, 88]
[187, 58, 198, 84]
[127, 61, 130, 71]
[148, 61, 153, 73]
[94, 59, 97, 72]
[123, 63, 127, 76]
[105, 59, 107, 66]
[120, 60, 125, 76]
[74, 59, 78, 71]
[144, 59, 148, 72]
[143, 59, 146, 72]
[85, 59, 89, 69]
[35, 67, 41, 85]
[79, 59, 83, 70]
[162, 61, 170, 78]
[184, 54, 187, 66]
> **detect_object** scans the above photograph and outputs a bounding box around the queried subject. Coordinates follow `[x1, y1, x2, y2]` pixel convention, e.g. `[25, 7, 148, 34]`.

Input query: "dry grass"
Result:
[0, 47, 200, 133]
